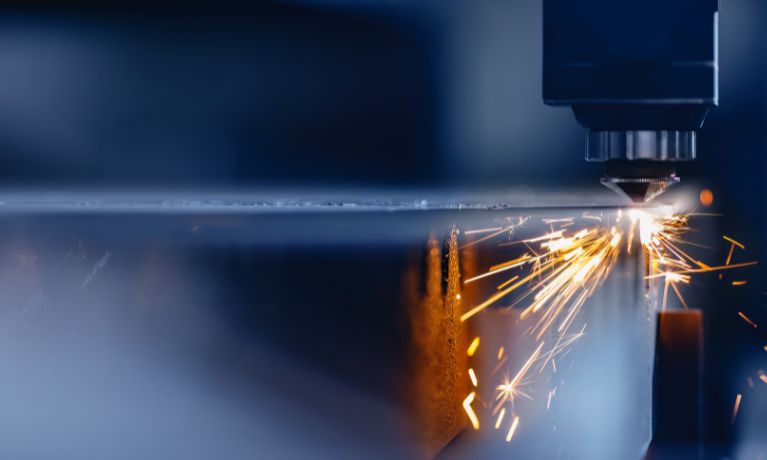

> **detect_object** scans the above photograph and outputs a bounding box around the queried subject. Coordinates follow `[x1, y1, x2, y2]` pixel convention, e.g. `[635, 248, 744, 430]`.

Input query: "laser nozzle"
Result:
[601, 161, 679, 203]
[602, 176, 679, 203]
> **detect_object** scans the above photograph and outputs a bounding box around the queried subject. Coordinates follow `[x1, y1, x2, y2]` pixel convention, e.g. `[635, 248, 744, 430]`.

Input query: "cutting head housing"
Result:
[543, 0, 718, 202]
[587, 130, 694, 202]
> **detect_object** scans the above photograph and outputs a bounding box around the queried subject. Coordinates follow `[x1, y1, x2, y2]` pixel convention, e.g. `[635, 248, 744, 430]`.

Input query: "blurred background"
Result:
[0, 1, 762, 197]
[0, 0, 764, 458]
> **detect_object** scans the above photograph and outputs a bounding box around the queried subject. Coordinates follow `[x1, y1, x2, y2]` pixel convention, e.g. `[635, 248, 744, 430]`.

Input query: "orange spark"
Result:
[497, 275, 520, 290]
[739, 312, 758, 328]
[465, 256, 530, 284]
[670, 282, 690, 310]
[509, 342, 544, 389]
[723, 235, 745, 250]
[731, 394, 742, 424]
[467, 337, 480, 356]
[646, 261, 758, 279]
[722, 242, 735, 280]
[469, 368, 478, 387]
[463, 392, 480, 430]
[458, 208, 756, 445]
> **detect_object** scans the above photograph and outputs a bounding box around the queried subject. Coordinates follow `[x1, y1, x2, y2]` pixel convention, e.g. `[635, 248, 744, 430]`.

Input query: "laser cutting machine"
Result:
[544, 0, 718, 202]
[0, 1, 756, 460]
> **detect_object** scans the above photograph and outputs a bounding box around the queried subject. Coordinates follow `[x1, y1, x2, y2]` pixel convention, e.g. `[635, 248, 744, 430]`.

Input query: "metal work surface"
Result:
[0, 191, 673, 459]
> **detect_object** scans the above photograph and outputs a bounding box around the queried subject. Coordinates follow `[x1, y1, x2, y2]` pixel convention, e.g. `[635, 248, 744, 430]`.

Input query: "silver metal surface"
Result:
[0, 190, 653, 245]
[586, 130, 696, 162]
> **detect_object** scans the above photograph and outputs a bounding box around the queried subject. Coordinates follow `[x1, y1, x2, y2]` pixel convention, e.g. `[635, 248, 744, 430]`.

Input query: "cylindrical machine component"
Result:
[586, 131, 696, 162]
[543, 0, 719, 202]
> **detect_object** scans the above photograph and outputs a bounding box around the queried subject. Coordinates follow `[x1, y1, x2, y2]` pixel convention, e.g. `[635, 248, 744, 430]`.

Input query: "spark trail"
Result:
[460, 208, 756, 444]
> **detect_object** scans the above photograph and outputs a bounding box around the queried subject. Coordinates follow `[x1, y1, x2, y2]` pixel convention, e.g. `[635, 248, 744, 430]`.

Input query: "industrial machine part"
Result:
[543, 0, 719, 202]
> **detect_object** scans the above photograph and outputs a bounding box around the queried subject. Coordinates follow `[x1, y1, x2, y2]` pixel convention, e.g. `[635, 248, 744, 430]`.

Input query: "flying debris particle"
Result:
[461, 220, 526, 249]
[723, 235, 746, 250]
[505, 416, 520, 442]
[764, 345, 767, 352]
[524, 230, 565, 244]
[464, 227, 503, 236]
[699, 188, 714, 207]
[721, 235, 744, 279]
[497, 346, 505, 360]
[759, 374, 767, 385]
[542, 217, 574, 225]
[546, 388, 557, 410]
[467, 337, 480, 357]
[646, 261, 757, 279]
[465, 256, 530, 284]
[665, 275, 691, 310]
[732, 280, 747, 286]
[462, 392, 480, 430]
[739, 312, 758, 328]
[82, 252, 112, 288]
[510, 342, 544, 390]
[582, 212, 602, 222]
[731, 393, 742, 424]
[495, 408, 506, 430]
[496, 275, 520, 290]
[455, 293, 462, 300]
[461, 287, 512, 322]
[468, 368, 478, 387]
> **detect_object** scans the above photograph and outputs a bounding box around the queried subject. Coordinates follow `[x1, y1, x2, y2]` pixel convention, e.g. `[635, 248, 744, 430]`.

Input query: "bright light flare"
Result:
[495, 342, 544, 412]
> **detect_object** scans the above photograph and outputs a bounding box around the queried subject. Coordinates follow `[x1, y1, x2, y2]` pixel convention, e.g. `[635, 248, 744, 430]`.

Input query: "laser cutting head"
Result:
[543, 0, 718, 202]
[588, 130, 694, 202]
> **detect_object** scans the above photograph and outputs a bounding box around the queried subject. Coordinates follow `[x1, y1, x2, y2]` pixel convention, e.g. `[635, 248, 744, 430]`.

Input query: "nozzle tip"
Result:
[602, 176, 679, 203]
[601, 160, 680, 203]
